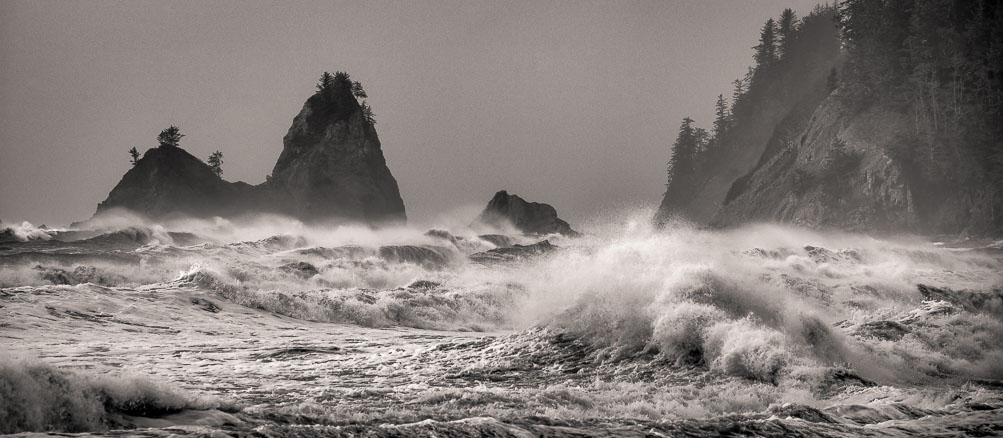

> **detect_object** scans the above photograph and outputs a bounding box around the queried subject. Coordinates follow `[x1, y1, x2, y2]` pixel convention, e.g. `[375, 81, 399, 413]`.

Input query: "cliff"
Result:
[657, 8, 842, 227]
[96, 73, 406, 225]
[656, 4, 1002, 236]
[714, 95, 919, 231]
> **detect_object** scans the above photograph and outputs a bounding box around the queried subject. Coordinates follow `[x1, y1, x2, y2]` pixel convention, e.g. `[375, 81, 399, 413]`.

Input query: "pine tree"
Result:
[317, 72, 335, 92]
[207, 150, 223, 178]
[351, 81, 368, 99]
[157, 126, 183, 148]
[361, 101, 376, 125]
[731, 79, 746, 108]
[731, 78, 747, 125]
[712, 94, 730, 145]
[333, 71, 352, 89]
[777, 8, 797, 58]
[694, 127, 710, 153]
[754, 18, 778, 72]
[128, 147, 139, 166]
[667, 117, 699, 185]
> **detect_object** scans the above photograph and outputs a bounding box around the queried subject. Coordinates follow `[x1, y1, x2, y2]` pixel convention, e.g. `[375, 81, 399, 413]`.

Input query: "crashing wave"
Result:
[0, 360, 230, 433]
[0, 221, 54, 242]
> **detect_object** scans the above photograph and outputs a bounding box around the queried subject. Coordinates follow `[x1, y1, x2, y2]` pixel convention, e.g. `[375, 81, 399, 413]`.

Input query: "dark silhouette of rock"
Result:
[474, 191, 579, 237]
[96, 146, 260, 219]
[96, 75, 405, 225]
[269, 81, 405, 224]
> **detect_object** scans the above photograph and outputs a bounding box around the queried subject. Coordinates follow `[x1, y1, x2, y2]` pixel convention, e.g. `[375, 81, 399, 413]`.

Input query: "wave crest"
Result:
[0, 360, 225, 433]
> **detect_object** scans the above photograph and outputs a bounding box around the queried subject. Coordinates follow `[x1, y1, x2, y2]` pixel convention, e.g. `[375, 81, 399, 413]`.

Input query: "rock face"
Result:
[655, 10, 843, 229]
[96, 146, 259, 218]
[96, 77, 406, 225]
[268, 84, 405, 223]
[474, 190, 579, 236]
[713, 96, 922, 232]
[655, 7, 999, 235]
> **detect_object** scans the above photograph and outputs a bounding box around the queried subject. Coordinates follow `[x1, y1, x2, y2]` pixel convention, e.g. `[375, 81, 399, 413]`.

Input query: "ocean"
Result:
[2, 211, 1001, 436]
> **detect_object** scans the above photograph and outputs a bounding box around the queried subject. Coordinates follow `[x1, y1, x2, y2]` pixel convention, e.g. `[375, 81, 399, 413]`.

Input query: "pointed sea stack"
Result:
[474, 190, 579, 237]
[269, 75, 405, 224]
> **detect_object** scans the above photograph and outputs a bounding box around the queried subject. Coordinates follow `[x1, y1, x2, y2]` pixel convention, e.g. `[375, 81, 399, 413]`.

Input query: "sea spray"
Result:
[0, 360, 228, 434]
[3, 210, 1002, 434]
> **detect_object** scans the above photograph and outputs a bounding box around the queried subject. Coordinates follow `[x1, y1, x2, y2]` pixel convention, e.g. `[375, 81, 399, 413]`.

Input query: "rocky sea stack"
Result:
[474, 190, 579, 237]
[96, 72, 406, 225]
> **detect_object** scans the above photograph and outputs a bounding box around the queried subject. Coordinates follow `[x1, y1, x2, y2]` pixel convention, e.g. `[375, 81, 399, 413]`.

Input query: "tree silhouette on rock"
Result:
[351, 81, 368, 99]
[666, 117, 699, 186]
[710, 94, 730, 153]
[157, 126, 184, 148]
[361, 101, 376, 125]
[128, 147, 139, 166]
[777, 8, 797, 57]
[316, 72, 335, 92]
[754, 18, 778, 74]
[208, 150, 223, 178]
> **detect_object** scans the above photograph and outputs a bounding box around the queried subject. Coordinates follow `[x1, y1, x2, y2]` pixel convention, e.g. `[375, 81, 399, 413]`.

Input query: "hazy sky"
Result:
[1, 0, 823, 227]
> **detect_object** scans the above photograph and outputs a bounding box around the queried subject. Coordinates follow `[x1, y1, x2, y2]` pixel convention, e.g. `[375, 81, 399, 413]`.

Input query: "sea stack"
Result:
[95, 144, 259, 218]
[268, 73, 406, 224]
[96, 72, 407, 225]
[474, 190, 579, 237]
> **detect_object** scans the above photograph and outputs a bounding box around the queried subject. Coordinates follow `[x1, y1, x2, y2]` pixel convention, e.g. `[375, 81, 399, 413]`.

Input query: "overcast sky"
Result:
[1, 0, 824, 227]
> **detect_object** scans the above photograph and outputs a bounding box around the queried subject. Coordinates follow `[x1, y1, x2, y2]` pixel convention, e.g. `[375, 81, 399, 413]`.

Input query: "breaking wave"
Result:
[530, 219, 1003, 386]
[0, 360, 229, 434]
[4, 211, 1003, 413]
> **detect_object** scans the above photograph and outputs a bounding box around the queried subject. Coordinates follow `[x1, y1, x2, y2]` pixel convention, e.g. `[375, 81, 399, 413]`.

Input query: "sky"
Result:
[0, 0, 825, 228]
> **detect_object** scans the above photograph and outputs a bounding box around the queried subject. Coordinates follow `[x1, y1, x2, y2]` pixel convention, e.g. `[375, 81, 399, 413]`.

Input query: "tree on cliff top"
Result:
[754, 18, 778, 74]
[711, 94, 730, 150]
[208, 150, 223, 178]
[361, 101, 376, 125]
[351, 81, 367, 99]
[777, 8, 797, 57]
[317, 72, 335, 92]
[128, 147, 139, 166]
[317, 71, 354, 94]
[666, 117, 699, 186]
[157, 126, 183, 148]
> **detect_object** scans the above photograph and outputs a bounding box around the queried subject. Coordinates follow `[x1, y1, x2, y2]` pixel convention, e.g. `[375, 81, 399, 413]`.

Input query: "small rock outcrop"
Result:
[96, 146, 259, 218]
[473, 191, 579, 237]
[96, 72, 406, 225]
